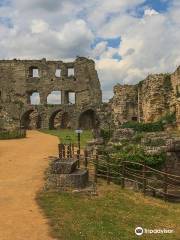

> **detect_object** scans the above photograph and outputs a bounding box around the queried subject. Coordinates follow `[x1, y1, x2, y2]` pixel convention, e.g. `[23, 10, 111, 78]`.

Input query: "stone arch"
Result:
[49, 110, 70, 130]
[79, 109, 98, 129]
[21, 109, 41, 129]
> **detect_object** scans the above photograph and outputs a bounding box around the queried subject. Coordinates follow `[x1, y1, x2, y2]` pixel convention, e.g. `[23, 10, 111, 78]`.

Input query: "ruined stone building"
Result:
[0, 57, 102, 130]
[111, 67, 180, 129]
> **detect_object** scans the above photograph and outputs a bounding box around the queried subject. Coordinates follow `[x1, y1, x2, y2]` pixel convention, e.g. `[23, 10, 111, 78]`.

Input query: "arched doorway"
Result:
[21, 110, 41, 129]
[79, 109, 98, 129]
[49, 111, 70, 130]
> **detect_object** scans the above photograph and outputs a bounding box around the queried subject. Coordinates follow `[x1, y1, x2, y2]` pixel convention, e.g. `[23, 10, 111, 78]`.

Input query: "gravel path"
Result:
[0, 131, 59, 240]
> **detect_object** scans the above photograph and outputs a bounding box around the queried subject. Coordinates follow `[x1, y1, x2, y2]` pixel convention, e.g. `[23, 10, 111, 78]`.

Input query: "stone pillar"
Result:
[61, 91, 69, 104]
[41, 112, 49, 129]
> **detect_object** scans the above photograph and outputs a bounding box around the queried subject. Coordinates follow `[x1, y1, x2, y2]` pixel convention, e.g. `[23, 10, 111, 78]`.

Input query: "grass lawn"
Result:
[38, 180, 180, 240]
[40, 129, 93, 148]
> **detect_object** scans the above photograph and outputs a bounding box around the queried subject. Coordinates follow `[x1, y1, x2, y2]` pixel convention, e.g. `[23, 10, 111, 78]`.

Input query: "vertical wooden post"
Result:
[67, 145, 70, 159]
[106, 155, 110, 185]
[94, 151, 99, 183]
[84, 149, 88, 169]
[121, 161, 125, 189]
[77, 149, 80, 168]
[72, 144, 74, 156]
[163, 164, 168, 202]
[142, 161, 147, 196]
[69, 143, 72, 158]
[62, 144, 65, 159]
[58, 144, 62, 159]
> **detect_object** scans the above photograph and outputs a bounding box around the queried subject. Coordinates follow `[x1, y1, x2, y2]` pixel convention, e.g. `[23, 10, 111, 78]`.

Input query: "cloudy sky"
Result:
[0, 0, 180, 101]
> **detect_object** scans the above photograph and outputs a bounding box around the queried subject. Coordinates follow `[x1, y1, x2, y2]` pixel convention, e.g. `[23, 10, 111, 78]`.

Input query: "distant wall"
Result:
[111, 67, 180, 127]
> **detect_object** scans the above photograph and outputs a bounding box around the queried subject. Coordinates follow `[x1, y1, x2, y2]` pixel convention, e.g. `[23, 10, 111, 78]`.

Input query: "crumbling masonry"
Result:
[0, 57, 102, 130]
[111, 67, 180, 129]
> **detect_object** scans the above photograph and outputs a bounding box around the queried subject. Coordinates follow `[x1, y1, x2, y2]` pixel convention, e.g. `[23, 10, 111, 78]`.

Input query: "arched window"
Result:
[30, 92, 40, 105]
[47, 91, 61, 104]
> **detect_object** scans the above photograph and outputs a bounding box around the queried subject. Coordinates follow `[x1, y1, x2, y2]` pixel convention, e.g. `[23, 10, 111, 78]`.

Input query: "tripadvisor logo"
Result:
[135, 227, 144, 236]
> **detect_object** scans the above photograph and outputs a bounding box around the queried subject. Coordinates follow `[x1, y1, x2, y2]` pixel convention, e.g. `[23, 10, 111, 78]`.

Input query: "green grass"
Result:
[38, 181, 180, 240]
[40, 129, 93, 147]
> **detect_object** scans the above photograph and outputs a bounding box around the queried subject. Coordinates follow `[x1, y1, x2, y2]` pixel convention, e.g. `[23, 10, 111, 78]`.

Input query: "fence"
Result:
[83, 150, 180, 202]
[57, 145, 180, 202]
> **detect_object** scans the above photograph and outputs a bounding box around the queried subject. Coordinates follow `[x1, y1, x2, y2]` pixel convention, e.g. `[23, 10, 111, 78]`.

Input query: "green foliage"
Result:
[0, 130, 26, 140]
[121, 113, 176, 132]
[121, 121, 164, 132]
[143, 138, 166, 147]
[160, 112, 176, 124]
[111, 144, 166, 168]
[100, 128, 113, 143]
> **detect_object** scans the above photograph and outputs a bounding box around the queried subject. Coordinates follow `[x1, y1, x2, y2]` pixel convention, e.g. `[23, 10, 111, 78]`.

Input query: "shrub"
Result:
[121, 113, 176, 132]
[100, 128, 113, 143]
[121, 121, 164, 132]
[0, 129, 26, 140]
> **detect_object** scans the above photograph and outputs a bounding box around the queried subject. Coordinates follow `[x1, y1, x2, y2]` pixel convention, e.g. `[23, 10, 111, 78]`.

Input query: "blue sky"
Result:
[0, 0, 179, 101]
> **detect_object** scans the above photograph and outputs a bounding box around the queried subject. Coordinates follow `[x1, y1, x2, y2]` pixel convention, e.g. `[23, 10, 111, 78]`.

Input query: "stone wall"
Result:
[0, 57, 102, 130]
[112, 85, 138, 126]
[112, 67, 180, 127]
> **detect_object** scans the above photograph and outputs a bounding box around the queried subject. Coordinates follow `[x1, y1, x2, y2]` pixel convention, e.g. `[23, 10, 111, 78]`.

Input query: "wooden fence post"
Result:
[94, 151, 99, 183]
[121, 161, 125, 189]
[84, 149, 88, 169]
[69, 143, 72, 158]
[58, 144, 62, 159]
[77, 149, 80, 168]
[62, 144, 65, 158]
[72, 144, 74, 155]
[142, 161, 147, 196]
[67, 145, 70, 159]
[163, 164, 168, 202]
[106, 155, 110, 185]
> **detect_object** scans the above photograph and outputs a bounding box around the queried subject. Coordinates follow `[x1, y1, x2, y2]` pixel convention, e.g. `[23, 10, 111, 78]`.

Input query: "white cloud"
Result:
[144, 8, 159, 16]
[31, 19, 49, 33]
[0, 0, 179, 102]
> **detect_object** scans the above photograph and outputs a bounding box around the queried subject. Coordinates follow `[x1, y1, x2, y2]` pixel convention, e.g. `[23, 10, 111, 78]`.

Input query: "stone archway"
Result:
[79, 109, 98, 129]
[21, 109, 41, 129]
[49, 110, 70, 130]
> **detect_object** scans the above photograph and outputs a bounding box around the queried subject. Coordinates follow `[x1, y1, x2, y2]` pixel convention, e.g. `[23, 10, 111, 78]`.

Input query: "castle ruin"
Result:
[0, 57, 102, 130]
[111, 67, 180, 129]
[0, 56, 179, 131]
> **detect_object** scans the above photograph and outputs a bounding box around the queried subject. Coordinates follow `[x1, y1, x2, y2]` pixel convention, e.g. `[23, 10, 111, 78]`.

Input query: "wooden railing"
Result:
[57, 146, 180, 202]
[81, 150, 180, 202]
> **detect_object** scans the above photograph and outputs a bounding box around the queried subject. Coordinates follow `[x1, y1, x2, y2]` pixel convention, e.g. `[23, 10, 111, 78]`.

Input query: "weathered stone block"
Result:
[55, 169, 89, 188]
[52, 158, 78, 174]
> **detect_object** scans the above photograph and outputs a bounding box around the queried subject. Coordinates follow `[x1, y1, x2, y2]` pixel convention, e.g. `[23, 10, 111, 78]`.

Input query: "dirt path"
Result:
[0, 131, 59, 240]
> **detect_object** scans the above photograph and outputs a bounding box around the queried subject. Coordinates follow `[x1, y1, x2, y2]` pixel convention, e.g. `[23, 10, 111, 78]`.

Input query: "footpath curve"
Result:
[0, 130, 58, 240]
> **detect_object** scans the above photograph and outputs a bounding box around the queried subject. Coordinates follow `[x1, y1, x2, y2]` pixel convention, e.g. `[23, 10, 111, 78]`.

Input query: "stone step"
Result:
[53, 169, 89, 189]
